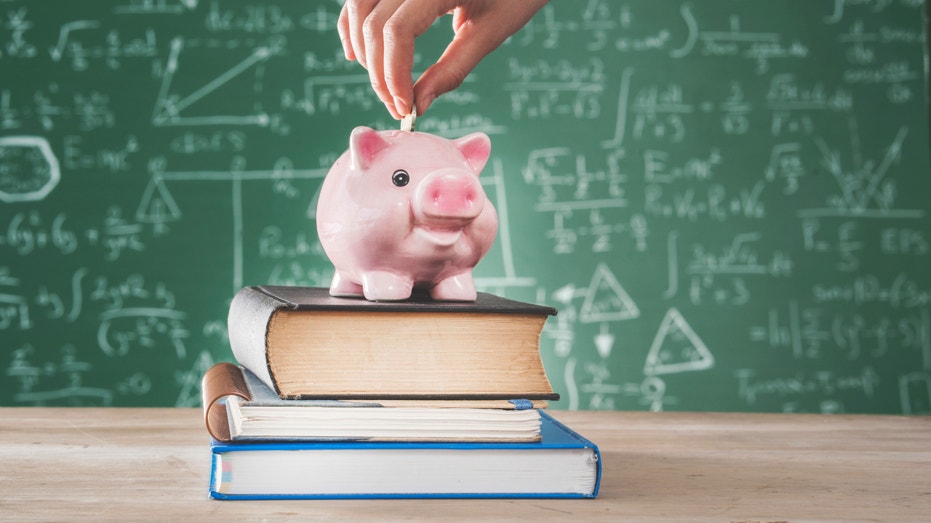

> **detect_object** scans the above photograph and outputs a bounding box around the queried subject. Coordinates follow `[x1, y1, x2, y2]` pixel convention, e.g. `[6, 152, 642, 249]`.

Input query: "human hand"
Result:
[338, 0, 548, 119]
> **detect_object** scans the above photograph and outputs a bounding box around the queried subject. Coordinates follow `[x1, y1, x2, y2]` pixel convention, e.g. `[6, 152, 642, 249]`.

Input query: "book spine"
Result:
[227, 287, 285, 395]
[201, 362, 252, 442]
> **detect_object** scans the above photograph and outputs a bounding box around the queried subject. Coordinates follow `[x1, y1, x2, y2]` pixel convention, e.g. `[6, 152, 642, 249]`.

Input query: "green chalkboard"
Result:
[2, 0, 930, 414]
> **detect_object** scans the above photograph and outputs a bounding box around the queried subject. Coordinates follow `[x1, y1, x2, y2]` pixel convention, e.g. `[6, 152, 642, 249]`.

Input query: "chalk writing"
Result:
[0, 0, 928, 415]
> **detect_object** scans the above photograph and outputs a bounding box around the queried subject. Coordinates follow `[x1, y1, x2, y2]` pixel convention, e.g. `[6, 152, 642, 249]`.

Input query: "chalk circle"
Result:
[0, 136, 61, 203]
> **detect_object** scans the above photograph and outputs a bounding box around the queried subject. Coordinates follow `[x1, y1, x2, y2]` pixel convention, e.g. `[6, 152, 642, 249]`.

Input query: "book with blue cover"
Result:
[208, 410, 601, 499]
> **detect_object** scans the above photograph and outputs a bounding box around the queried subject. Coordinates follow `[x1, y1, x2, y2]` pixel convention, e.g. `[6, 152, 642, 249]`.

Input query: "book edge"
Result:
[539, 411, 603, 497]
[268, 310, 557, 399]
[208, 491, 596, 500]
[210, 414, 586, 452]
[256, 285, 557, 317]
[239, 366, 553, 407]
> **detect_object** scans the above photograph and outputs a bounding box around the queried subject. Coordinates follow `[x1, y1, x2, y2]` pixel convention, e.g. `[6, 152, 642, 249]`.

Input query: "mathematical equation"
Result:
[1, 0, 929, 414]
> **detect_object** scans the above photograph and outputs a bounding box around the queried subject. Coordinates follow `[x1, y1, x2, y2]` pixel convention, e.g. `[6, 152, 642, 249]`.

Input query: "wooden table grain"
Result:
[0, 408, 928, 522]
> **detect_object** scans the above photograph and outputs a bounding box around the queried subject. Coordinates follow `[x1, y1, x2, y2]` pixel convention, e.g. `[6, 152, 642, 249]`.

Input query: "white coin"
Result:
[400, 105, 417, 132]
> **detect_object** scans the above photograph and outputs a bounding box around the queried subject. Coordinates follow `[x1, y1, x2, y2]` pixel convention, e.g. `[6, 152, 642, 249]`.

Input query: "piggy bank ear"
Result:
[453, 133, 491, 174]
[350, 126, 390, 170]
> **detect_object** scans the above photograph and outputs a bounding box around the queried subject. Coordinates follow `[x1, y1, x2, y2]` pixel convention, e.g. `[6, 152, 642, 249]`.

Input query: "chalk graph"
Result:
[152, 36, 275, 127]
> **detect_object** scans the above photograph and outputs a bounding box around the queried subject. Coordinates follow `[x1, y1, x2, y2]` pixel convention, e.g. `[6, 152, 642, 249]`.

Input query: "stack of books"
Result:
[202, 285, 602, 499]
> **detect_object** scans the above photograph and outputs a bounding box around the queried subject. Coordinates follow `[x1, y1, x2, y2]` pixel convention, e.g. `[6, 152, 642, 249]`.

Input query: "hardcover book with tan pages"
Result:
[227, 286, 559, 401]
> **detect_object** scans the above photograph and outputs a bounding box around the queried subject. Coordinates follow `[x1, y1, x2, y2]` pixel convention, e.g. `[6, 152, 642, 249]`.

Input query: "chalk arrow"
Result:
[594, 323, 615, 359]
[553, 284, 577, 304]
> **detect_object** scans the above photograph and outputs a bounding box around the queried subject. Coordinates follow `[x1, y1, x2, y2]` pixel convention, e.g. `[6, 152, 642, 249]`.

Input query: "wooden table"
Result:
[1, 408, 928, 522]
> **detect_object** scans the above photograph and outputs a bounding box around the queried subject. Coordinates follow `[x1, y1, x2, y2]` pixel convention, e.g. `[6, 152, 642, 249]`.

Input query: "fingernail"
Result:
[338, 39, 352, 61]
[393, 96, 410, 117]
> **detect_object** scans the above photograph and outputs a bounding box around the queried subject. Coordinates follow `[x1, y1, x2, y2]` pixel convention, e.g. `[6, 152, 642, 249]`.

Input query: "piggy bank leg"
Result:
[431, 273, 477, 302]
[361, 271, 414, 301]
[329, 272, 364, 297]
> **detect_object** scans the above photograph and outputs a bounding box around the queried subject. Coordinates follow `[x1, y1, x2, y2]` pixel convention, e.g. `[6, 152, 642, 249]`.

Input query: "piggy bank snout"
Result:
[414, 170, 486, 222]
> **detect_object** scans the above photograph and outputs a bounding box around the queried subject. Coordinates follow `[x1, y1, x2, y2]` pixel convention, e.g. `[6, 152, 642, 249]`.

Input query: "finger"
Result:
[412, 28, 488, 114]
[346, 0, 378, 69]
[386, 0, 460, 116]
[364, 0, 407, 119]
[413, 1, 546, 114]
[381, 18, 413, 117]
[337, 3, 354, 60]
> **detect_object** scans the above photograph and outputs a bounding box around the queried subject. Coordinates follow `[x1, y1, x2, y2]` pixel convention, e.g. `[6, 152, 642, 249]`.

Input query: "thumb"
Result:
[412, 28, 492, 114]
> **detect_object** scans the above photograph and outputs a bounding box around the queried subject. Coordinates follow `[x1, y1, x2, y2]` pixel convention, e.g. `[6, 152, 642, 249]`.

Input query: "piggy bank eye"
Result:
[392, 169, 410, 187]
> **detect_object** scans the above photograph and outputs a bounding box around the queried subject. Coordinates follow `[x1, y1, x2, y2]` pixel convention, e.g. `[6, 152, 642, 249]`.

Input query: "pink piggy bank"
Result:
[316, 126, 498, 301]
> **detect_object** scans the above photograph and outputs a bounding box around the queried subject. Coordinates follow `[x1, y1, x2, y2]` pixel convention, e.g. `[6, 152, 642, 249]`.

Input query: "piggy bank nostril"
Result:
[431, 190, 473, 209]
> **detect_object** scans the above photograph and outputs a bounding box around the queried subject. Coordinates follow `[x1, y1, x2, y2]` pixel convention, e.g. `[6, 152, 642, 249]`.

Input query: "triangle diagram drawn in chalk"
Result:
[152, 36, 272, 126]
[643, 308, 714, 375]
[136, 176, 182, 225]
[580, 262, 640, 323]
